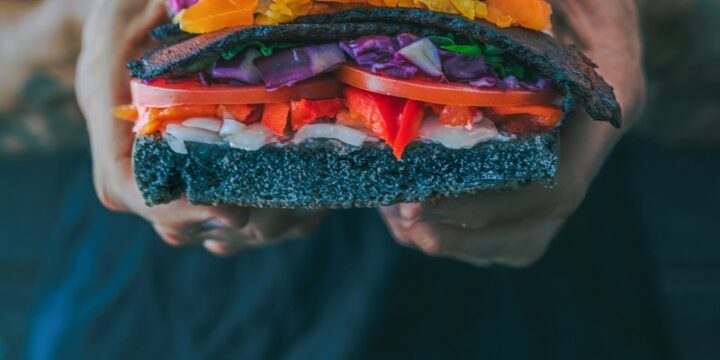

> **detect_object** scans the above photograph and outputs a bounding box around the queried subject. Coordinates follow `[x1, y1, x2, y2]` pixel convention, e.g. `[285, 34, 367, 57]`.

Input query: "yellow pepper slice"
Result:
[180, 0, 259, 34]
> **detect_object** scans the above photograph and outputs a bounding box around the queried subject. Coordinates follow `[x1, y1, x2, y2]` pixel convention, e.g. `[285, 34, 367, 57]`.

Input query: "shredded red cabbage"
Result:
[469, 77, 498, 88]
[167, 0, 199, 14]
[211, 49, 263, 84]
[254, 43, 346, 89]
[441, 52, 489, 81]
[339, 35, 400, 67]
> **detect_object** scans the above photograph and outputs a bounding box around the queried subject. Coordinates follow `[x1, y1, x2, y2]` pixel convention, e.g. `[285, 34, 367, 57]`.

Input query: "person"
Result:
[24, 0, 720, 358]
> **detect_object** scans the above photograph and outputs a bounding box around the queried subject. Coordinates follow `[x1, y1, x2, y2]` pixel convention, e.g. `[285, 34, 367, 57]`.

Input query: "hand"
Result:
[380, 0, 645, 267]
[76, 0, 324, 256]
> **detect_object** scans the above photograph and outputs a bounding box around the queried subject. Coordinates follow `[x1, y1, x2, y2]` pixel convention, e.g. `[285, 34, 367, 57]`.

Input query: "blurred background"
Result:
[1, 0, 718, 359]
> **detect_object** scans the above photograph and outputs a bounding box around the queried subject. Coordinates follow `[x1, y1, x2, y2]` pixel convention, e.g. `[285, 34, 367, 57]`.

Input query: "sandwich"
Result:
[114, 0, 621, 208]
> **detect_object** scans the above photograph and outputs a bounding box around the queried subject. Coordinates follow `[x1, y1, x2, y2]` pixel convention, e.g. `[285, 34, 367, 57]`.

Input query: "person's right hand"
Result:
[76, 0, 325, 256]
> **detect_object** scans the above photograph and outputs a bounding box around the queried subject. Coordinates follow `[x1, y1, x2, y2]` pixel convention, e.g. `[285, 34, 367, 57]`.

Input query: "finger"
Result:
[199, 209, 326, 257]
[77, 0, 167, 212]
[409, 187, 556, 230]
[203, 239, 247, 257]
[244, 209, 326, 242]
[383, 207, 562, 267]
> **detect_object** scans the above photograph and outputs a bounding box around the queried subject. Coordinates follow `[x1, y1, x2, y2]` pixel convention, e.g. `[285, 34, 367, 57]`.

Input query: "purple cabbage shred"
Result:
[167, 0, 199, 14]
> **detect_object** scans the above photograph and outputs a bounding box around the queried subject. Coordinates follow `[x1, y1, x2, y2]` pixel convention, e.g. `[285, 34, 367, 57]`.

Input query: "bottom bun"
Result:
[133, 130, 559, 208]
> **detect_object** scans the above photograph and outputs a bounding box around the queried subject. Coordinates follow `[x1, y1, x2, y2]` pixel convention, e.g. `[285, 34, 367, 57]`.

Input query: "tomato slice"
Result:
[131, 76, 344, 108]
[336, 64, 562, 107]
[486, 105, 563, 134]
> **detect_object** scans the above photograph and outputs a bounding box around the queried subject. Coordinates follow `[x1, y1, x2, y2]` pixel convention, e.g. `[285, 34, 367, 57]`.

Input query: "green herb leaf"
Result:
[429, 35, 456, 47]
[482, 44, 505, 56]
[508, 63, 525, 79]
[221, 40, 306, 60]
[440, 45, 482, 56]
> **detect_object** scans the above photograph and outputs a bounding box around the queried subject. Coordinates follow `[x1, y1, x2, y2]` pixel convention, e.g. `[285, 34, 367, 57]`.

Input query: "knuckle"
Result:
[415, 235, 442, 255]
[96, 188, 125, 212]
[154, 225, 191, 247]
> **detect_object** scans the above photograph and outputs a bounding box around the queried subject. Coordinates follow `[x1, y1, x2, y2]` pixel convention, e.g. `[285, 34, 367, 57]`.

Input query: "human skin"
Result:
[76, 0, 325, 256]
[379, 0, 645, 267]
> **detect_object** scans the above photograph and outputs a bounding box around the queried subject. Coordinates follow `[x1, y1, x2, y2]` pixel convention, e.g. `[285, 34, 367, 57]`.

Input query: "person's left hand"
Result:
[380, 0, 645, 267]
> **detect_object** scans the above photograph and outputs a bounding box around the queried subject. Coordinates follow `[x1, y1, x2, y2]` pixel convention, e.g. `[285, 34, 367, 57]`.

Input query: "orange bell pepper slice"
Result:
[261, 103, 290, 136]
[219, 104, 256, 124]
[486, 0, 552, 31]
[112, 105, 139, 122]
[155, 104, 218, 122]
[180, 0, 259, 34]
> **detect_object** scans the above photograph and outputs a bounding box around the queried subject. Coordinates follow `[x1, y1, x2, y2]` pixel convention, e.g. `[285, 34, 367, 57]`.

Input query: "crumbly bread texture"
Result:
[133, 131, 559, 208]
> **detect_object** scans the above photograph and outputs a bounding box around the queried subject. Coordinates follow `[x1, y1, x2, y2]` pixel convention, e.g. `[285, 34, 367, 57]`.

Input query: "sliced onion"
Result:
[225, 124, 277, 151]
[418, 116, 498, 149]
[182, 117, 222, 132]
[396, 38, 443, 78]
[163, 132, 188, 154]
[165, 124, 224, 145]
[292, 124, 368, 147]
[219, 118, 247, 137]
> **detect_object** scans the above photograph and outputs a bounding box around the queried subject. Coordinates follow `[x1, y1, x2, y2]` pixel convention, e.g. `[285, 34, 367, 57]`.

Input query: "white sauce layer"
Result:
[161, 115, 505, 154]
[418, 115, 499, 149]
[293, 123, 368, 147]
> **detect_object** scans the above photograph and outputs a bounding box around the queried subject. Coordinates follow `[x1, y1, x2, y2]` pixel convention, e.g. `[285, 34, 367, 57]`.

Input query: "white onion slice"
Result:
[418, 116, 498, 149]
[165, 124, 224, 145]
[397, 38, 443, 78]
[225, 124, 277, 151]
[162, 132, 188, 154]
[293, 124, 368, 147]
[182, 117, 222, 132]
[219, 118, 247, 137]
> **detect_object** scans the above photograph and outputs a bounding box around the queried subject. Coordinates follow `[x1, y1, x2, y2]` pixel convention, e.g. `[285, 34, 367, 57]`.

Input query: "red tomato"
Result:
[336, 64, 563, 107]
[131, 76, 344, 107]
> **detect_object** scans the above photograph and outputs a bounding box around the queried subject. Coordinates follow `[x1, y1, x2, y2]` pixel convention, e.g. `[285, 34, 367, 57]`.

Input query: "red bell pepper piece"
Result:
[290, 99, 316, 131]
[486, 105, 563, 134]
[344, 87, 404, 145]
[393, 100, 425, 160]
[290, 98, 346, 131]
[311, 98, 345, 119]
[261, 103, 290, 136]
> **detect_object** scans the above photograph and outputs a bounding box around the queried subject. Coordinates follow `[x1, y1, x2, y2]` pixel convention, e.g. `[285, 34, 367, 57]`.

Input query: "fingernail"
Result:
[200, 218, 228, 232]
[398, 203, 421, 220]
[203, 239, 225, 254]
